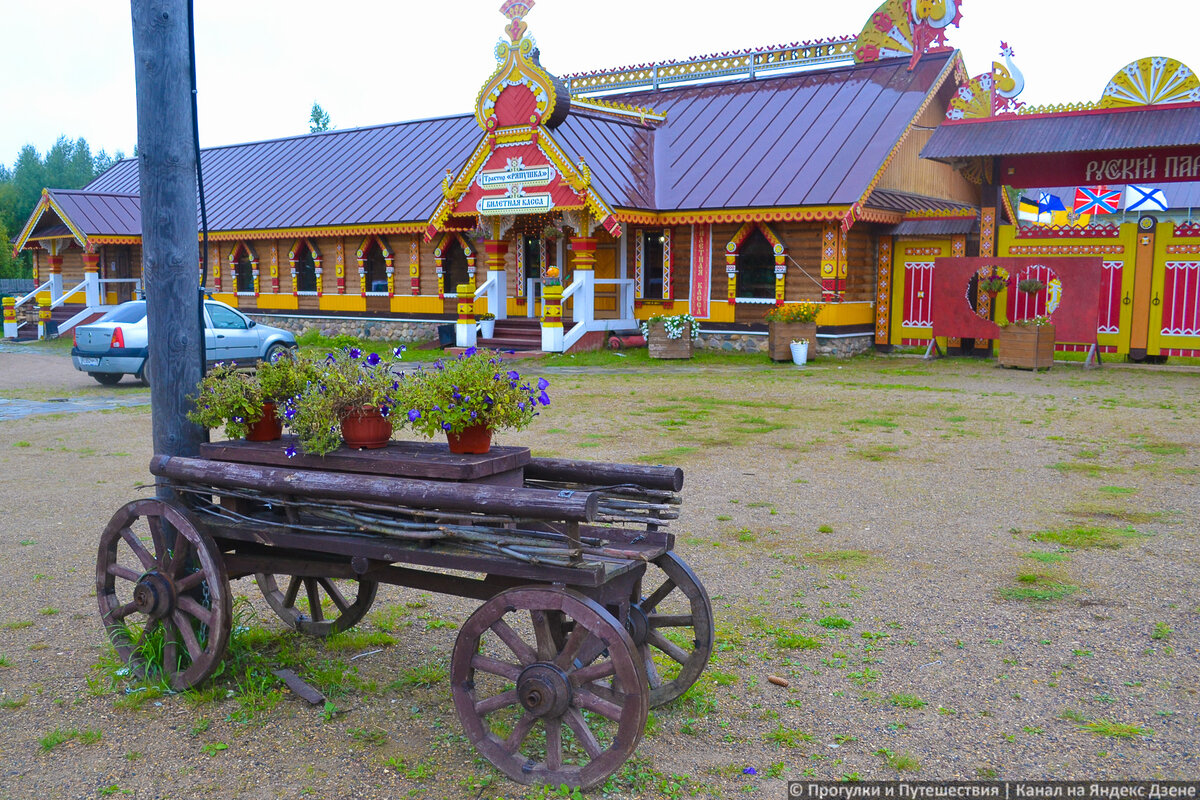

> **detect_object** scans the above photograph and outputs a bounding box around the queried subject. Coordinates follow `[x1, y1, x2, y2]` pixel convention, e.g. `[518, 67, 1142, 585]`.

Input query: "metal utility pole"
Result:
[130, 0, 204, 493]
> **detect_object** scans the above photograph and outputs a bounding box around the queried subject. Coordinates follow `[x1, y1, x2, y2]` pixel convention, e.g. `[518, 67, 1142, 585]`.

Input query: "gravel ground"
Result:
[0, 348, 1196, 799]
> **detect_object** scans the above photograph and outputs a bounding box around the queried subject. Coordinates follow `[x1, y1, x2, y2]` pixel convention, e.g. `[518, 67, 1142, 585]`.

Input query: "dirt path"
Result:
[0, 350, 1196, 799]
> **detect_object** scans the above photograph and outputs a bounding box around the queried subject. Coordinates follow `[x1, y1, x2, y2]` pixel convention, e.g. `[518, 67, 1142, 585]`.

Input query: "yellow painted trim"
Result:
[1147, 220, 1196, 356]
[211, 293, 239, 306]
[506, 298, 542, 317]
[816, 301, 874, 327]
[319, 295, 367, 313]
[90, 236, 142, 246]
[207, 222, 426, 243]
[254, 294, 300, 311]
[614, 205, 856, 226]
[391, 296, 445, 315]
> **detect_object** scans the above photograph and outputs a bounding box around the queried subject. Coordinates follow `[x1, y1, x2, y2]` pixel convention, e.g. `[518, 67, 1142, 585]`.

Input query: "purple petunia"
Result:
[348, 347, 362, 359]
[392, 346, 406, 357]
[284, 446, 298, 459]
[379, 406, 391, 417]
[464, 346, 477, 357]
[324, 352, 337, 365]
[407, 409, 421, 422]
[442, 422, 452, 431]
[366, 352, 381, 366]
[743, 767, 757, 776]
[507, 370, 520, 381]
[470, 410, 477, 419]
[537, 377, 549, 390]
[284, 406, 297, 420]
[538, 391, 550, 406]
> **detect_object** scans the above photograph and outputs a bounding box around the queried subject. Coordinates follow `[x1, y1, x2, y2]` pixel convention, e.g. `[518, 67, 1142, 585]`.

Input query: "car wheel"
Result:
[137, 359, 151, 387]
[90, 372, 123, 386]
[263, 343, 290, 363]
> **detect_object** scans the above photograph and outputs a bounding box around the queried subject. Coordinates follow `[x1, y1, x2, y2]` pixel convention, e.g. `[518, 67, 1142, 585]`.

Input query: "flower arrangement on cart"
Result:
[188, 345, 550, 456]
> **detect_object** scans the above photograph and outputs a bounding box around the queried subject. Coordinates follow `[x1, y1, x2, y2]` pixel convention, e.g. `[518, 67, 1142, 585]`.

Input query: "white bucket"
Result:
[478, 319, 496, 339]
[790, 340, 809, 366]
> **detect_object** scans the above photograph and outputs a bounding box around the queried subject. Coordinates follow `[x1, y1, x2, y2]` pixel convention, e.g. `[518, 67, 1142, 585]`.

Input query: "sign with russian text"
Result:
[477, 191, 553, 215]
[689, 223, 712, 318]
[998, 146, 1200, 189]
[477, 164, 556, 188]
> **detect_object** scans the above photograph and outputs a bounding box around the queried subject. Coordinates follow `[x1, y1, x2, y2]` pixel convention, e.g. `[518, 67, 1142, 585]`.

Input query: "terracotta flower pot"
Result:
[446, 424, 493, 454]
[245, 402, 282, 441]
[340, 406, 392, 450]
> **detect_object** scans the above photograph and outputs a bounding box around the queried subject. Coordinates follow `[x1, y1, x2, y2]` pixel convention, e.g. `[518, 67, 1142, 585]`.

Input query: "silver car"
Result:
[71, 299, 297, 386]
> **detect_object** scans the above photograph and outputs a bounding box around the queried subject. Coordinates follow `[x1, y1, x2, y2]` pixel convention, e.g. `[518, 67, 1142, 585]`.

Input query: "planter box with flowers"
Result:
[998, 316, 1055, 370]
[765, 301, 821, 361]
[641, 313, 698, 359]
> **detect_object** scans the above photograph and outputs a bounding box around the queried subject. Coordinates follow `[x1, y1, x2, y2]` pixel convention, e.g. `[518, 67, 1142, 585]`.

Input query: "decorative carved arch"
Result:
[287, 238, 322, 295]
[228, 241, 258, 294]
[432, 232, 477, 297]
[355, 234, 393, 265]
[724, 222, 787, 304]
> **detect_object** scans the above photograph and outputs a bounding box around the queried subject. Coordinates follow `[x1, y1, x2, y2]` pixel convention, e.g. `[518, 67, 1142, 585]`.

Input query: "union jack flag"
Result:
[1074, 185, 1120, 215]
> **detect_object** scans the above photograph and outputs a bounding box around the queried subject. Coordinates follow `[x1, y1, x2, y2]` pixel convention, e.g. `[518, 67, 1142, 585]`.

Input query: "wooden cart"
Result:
[96, 439, 713, 789]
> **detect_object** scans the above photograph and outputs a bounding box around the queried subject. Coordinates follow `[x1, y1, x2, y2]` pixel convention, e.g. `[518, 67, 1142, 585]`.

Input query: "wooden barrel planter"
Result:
[998, 324, 1055, 370]
[646, 321, 693, 359]
[768, 321, 817, 362]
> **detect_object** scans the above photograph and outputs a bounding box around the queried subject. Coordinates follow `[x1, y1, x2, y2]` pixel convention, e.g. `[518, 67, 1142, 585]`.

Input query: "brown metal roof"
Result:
[78, 53, 955, 232]
[922, 104, 1200, 160]
[888, 218, 977, 236]
[44, 189, 142, 238]
[87, 116, 483, 230]
[865, 189, 976, 214]
[610, 52, 955, 210]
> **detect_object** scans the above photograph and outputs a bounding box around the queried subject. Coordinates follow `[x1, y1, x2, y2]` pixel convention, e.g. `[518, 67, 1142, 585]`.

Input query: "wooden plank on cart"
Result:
[200, 438, 530, 483]
[151, 455, 599, 521]
[525, 457, 683, 491]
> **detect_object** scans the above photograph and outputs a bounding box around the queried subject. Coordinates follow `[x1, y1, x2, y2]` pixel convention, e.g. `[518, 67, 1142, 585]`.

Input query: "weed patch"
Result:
[1031, 525, 1149, 549]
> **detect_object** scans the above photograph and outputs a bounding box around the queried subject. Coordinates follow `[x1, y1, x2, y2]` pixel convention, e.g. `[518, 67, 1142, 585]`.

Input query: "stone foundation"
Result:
[694, 330, 874, 358]
[248, 314, 442, 344]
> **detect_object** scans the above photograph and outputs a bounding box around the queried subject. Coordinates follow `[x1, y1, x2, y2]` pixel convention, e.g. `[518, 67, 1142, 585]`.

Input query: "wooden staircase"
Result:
[12, 303, 99, 341]
[477, 318, 543, 352]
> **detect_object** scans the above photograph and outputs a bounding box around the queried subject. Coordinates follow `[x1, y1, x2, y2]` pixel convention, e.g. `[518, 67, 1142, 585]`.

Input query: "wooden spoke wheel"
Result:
[628, 552, 715, 707]
[96, 499, 231, 691]
[451, 586, 648, 790]
[254, 573, 378, 636]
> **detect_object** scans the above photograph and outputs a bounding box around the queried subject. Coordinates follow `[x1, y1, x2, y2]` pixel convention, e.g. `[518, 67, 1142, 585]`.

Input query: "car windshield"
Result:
[101, 302, 147, 324]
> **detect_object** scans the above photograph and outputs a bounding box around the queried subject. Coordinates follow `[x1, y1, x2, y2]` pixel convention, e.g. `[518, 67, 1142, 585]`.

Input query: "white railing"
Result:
[13, 279, 51, 311]
[98, 277, 142, 300]
[559, 276, 589, 352]
[594, 278, 636, 321]
[524, 278, 542, 318]
[51, 278, 89, 310]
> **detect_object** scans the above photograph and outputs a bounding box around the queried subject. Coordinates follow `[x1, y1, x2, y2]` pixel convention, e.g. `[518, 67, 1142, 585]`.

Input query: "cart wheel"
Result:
[628, 552, 715, 708]
[254, 574, 378, 636]
[96, 498, 231, 691]
[452, 586, 648, 790]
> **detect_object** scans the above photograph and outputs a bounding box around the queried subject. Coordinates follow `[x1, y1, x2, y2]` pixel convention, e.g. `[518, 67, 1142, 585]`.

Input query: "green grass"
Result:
[1030, 525, 1149, 549]
[324, 631, 397, 651]
[1151, 622, 1172, 641]
[1081, 719, 1152, 738]
[1048, 461, 1122, 478]
[1097, 486, 1137, 496]
[764, 724, 815, 747]
[804, 549, 882, 568]
[1001, 571, 1078, 602]
[817, 616, 853, 629]
[776, 632, 823, 650]
[1023, 550, 1070, 564]
[388, 664, 447, 689]
[889, 693, 927, 709]
[635, 446, 697, 464]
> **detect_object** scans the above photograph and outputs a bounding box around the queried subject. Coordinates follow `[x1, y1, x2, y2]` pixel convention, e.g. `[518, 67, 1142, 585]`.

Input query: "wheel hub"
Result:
[625, 604, 649, 646]
[517, 663, 572, 718]
[132, 571, 175, 619]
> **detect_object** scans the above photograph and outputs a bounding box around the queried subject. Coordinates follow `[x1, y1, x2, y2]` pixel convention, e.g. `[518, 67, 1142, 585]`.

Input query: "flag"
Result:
[1124, 184, 1168, 212]
[1074, 186, 1120, 214]
[1017, 196, 1040, 222]
[1038, 191, 1066, 213]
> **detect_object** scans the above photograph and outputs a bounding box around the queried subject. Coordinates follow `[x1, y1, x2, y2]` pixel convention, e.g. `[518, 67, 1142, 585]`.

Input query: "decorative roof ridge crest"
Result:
[560, 35, 857, 80]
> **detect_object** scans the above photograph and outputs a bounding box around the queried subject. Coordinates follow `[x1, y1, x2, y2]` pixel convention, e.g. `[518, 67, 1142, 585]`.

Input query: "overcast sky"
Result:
[2, 0, 1196, 166]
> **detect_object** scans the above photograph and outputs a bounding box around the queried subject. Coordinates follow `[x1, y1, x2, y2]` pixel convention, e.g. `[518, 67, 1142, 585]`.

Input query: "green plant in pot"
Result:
[281, 345, 405, 456]
[404, 347, 547, 454]
[1017, 278, 1046, 295]
[188, 364, 273, 441]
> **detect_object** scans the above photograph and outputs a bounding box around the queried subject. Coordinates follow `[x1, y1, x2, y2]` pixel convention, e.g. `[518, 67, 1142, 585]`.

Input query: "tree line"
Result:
[0, 137, 126, 280]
